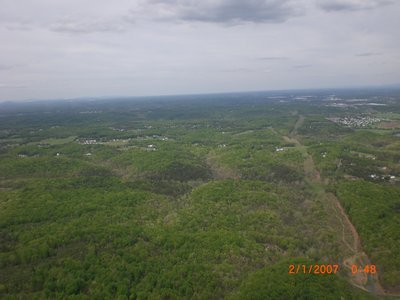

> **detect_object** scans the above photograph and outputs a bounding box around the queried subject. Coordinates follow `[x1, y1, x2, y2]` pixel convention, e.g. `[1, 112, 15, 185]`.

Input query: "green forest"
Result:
[1, 90, 399, 299]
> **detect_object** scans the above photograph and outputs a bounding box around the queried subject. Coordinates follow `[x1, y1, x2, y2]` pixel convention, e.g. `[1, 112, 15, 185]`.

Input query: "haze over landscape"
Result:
[1, 0, 400, 101]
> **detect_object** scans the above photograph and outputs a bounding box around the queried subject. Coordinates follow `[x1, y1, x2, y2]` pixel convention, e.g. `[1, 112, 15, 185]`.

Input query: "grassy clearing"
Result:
[38, 136, 77, 145]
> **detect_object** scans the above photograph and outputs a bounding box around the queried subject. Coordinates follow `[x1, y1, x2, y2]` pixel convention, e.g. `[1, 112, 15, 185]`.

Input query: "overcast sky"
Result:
[1, 0, 399, 101]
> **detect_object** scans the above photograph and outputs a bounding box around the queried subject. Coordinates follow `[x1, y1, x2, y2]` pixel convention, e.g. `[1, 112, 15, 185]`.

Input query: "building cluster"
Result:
[146, 144, 156, 151]
[80, 139, 98, 145]
[110, 127, 126, 132]
[78, 135, 169, 145]
[328, 116, 381, 128]
[369, 174, 396, 180]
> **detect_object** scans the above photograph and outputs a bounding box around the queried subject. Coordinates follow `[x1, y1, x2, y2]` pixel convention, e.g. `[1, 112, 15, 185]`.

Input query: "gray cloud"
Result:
[0, 64, 25, 72]
[2, 18, 125, 34]
[293, 64, 312, 69]
[0, 64, 15, 71]
[4, 22, 32, 31]
[49, 18, 127, 34]
[139, 0, 302, 24]
[221, 67, 272, 73]
[1, 0, 399, 101]
[258, 56, 289, 60]
[4, 0, 301, 33]
[318, 0, 394, 12]
[355, 52, 382, 57]
[0, 83, 27, 89]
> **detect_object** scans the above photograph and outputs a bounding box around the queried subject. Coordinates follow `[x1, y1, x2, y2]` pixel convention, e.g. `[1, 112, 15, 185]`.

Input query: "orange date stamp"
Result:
[288, 264, 339, 275]
[350, 264, 377, 275]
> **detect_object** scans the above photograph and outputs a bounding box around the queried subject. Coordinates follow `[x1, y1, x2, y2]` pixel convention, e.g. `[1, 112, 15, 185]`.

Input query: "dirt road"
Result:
[285, 115, 388, 296]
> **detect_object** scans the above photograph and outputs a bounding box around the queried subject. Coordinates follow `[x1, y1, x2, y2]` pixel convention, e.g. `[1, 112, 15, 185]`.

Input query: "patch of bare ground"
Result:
[233, 130, 254, 136]
[282, 135, 300, 146]
[206, 153, 240, 180]
[377, 120, 400, 129]
[283, 115, 396, 297]
[304, 156, 321, 182]
[98, 160, 137, 180]
[343, 174, 360, 180]
[293, 115, 305, 134]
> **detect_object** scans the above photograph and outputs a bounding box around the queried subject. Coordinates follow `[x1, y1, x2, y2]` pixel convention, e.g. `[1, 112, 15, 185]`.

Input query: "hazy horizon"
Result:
[1, 0, 400, 101]
[2, 83, 400, 104]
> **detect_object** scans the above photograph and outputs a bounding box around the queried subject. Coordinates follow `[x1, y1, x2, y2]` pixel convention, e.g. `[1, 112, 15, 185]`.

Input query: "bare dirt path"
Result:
[206, 152, 240, 180]
[291, 114, 304, 136]
[283, 115, 389, 296]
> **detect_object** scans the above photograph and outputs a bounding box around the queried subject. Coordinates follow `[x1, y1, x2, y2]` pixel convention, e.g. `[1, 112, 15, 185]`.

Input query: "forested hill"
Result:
[1, 90, 399, 298]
